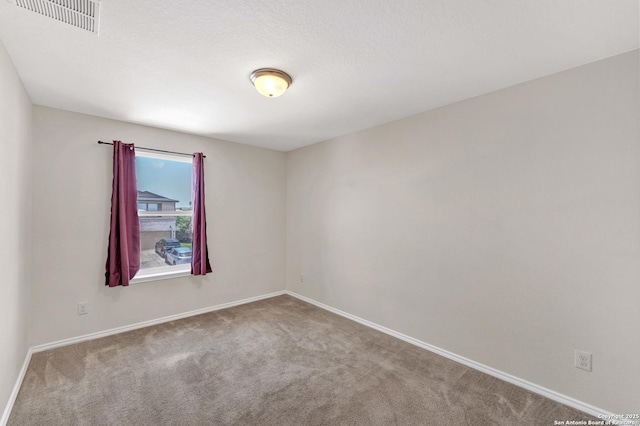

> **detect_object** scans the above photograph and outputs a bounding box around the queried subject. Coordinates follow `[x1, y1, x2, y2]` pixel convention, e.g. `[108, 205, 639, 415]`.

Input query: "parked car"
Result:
[165, 247, 192, 265]
[155, 238, 181, 258]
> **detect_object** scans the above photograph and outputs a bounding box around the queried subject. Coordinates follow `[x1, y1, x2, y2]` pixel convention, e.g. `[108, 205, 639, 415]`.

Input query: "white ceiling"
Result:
[0, 1, 637, 151]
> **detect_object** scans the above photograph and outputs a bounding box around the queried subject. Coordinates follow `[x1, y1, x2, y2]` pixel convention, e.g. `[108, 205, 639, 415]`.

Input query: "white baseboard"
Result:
[284, 290, 619, 421]
[32, 291, 286, 353]
[1, 348, 33, 426]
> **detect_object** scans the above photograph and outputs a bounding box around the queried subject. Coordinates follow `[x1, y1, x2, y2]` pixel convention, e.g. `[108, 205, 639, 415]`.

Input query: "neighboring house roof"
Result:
[138, 191, 179, 203]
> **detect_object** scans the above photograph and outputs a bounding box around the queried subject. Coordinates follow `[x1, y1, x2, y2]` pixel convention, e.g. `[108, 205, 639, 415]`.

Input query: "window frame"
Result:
[131, 151, 193, 284]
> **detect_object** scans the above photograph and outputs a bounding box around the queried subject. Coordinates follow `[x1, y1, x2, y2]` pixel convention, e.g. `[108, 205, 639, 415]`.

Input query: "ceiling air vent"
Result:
[9, 0, 100, 34]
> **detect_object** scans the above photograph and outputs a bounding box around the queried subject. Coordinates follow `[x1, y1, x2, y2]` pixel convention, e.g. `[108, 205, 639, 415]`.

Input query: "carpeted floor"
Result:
[9, 295, 595, 425]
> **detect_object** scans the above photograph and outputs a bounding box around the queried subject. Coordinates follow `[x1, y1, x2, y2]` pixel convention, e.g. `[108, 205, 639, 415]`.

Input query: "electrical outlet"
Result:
[575, 350, 592, 372]
[300, 274, 305, 283]
[77, 302, 88, 315]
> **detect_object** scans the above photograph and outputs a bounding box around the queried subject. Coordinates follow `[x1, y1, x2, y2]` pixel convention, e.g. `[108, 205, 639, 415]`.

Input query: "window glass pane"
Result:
[140, 215, 193, 270]
[136, 156, 193, 210]
[136, 154, 193, 274]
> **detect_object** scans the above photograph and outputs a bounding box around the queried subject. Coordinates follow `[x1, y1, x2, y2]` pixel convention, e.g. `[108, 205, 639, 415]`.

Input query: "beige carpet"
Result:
[9, 295, 594, 425]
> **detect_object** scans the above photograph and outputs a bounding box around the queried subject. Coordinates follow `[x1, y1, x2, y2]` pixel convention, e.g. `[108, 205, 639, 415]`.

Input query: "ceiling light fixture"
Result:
[250, 68, 292, 98]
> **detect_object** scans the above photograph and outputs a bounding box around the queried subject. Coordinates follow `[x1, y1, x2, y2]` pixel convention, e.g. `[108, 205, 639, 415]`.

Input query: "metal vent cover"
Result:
[10, 0, 100, 34]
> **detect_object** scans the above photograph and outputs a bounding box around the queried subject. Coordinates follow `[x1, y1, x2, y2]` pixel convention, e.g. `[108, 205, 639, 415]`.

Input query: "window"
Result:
[133, 151, 193, 282]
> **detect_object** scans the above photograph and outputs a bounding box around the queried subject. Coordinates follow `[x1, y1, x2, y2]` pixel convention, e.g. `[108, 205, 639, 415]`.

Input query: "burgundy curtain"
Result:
[191, 152, 212, 275]
[105, 141, 140, 287]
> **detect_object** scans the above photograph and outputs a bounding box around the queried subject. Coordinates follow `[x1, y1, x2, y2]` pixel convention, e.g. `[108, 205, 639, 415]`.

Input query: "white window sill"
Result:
[131, 265, 191, 284]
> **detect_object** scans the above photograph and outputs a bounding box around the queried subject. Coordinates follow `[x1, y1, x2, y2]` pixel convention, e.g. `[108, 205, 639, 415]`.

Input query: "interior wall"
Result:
[31, 107, 286, 346]
[286, 50, 640, 413]
[0, 41, 32, 416]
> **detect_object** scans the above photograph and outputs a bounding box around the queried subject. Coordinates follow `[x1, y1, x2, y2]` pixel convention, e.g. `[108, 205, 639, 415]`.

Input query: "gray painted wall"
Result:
[286, 50, 640, 413]
[30, 107, 287, 346]
[0, 40, 32, 420]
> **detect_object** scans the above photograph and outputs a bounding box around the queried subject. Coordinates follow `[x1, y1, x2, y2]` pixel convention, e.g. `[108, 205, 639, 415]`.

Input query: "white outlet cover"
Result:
[575, 350, 592, 372]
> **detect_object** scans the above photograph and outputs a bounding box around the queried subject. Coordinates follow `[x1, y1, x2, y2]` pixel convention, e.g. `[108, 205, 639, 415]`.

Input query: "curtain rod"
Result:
[97, 141, 206, 158]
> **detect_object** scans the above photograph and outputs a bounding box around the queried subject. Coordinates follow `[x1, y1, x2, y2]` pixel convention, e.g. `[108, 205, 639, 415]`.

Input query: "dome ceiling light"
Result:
[249, 68, 292, 98]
